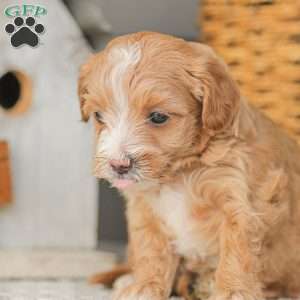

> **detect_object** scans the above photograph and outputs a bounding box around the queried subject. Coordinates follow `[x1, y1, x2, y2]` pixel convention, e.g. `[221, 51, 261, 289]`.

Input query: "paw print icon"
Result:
[5, 17, 45, 48]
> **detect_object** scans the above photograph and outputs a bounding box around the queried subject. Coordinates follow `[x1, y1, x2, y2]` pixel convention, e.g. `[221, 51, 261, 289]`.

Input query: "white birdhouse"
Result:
[0, 0, 98, 250]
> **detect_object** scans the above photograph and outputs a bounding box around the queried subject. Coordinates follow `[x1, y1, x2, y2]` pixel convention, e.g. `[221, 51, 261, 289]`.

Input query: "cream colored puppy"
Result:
[78, 32, 300, 300]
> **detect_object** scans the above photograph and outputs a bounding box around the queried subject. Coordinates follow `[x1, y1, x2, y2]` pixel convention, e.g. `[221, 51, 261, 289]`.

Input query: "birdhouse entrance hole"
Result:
[0, 71, 32, 115]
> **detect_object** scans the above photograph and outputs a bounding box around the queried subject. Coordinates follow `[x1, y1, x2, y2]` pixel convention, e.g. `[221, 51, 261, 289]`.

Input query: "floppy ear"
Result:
[187, 42, 240, 133]
[78, 54, 96, 122]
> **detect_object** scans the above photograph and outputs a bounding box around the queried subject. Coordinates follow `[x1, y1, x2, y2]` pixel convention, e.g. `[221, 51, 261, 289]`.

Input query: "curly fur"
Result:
[79, 32, 300, 300]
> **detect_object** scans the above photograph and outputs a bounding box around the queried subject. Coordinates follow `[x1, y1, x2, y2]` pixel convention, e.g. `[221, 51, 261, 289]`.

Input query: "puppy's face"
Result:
[78, 32, 239, 190]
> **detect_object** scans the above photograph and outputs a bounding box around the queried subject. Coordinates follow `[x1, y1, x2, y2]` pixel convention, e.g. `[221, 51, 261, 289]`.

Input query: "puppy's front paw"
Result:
[113, 273, 134, 290]
[112, 282, 165, 300]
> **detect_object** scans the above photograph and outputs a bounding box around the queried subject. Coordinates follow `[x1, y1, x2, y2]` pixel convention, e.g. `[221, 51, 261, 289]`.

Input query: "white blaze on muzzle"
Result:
[96, 42, 142, 189]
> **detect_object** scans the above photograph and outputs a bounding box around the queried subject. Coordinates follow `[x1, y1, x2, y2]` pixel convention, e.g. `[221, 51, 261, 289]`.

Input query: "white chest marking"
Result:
[150, 186, 209, 259]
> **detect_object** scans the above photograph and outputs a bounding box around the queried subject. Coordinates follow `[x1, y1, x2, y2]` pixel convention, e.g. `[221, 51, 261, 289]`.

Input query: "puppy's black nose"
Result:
[109, 158, 133, 175]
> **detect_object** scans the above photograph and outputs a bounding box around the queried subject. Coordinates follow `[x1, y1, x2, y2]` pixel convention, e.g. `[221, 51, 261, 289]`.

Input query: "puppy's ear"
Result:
[187, 43, 240, 133]
[78, 54, 97, 122]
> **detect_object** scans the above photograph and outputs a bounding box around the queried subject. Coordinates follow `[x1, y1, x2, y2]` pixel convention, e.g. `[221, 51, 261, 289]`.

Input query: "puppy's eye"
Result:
[148, 112, 169, 125]
[94, 112, 103, 123]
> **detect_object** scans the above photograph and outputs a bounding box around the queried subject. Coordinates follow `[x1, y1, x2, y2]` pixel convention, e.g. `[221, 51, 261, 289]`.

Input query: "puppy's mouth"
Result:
[111, 178, 136, 189]
[110, 169, 140, 190]
[94, 155, 162, 190]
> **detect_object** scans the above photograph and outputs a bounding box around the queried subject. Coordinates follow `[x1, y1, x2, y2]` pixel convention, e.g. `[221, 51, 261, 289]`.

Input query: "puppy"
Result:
[78, 32, 300, 300]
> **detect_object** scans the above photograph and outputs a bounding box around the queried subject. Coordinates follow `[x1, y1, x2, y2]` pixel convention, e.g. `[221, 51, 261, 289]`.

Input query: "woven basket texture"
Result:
[200, 0, 300, 142]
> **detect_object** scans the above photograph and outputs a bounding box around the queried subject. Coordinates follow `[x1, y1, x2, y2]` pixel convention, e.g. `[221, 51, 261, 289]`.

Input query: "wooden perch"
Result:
[0, 141, 12, 206]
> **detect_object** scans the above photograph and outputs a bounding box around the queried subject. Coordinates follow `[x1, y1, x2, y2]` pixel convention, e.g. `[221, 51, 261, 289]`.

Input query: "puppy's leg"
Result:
[113, 198, 179, 300]
[212, 207, 264, 300]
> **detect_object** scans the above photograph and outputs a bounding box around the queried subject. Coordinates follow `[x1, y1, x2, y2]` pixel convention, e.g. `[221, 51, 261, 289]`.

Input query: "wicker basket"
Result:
[199, 0, 300, 143]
